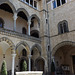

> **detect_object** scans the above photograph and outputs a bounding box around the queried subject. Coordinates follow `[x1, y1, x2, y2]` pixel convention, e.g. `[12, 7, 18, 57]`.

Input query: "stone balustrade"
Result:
[0, 28, 41, 43]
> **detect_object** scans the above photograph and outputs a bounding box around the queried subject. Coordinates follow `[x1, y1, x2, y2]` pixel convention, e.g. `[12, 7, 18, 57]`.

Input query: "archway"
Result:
[0, 37, 15, 71]
[35, 58, 45, 71]
[15, 41, 30, 71]
[31, 44, 42, 71]
[17, 10, 28, 34]
[52, 41, 75, 74]
[19, 58, 28, 71]
[0, 3, 15, 30]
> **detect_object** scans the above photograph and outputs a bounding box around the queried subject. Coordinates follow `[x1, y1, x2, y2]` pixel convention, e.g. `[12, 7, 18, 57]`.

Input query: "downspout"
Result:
[46, 1, 52, 74]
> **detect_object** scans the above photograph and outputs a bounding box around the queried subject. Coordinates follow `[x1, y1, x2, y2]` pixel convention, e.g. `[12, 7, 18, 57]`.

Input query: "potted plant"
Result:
[22, 60, 27, 71]
[1, 60, 7, 75]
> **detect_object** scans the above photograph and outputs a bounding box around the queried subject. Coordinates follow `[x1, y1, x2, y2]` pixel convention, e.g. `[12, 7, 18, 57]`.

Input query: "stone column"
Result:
[13, 13, 17, 31]
[33, 0, 34, 8]
[11, 50, 16, 75]
[29, 0, 30, 5]
[28, 55, 32, 71]
[28, 20, 31, 35]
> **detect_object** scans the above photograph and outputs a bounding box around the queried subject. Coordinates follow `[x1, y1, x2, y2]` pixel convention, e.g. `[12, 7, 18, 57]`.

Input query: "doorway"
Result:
[72, 56, 75, 74]
[19, 59, 28, 71]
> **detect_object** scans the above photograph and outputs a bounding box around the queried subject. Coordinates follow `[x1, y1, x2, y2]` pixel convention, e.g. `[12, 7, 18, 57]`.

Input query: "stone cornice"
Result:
[0, 28, 41, 44]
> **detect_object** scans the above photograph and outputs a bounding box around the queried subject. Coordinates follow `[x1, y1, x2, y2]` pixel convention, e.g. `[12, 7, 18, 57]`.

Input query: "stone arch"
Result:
[0, 1, 16, 13]
[31, 44, 42, 55]
[52, 41, 75, 56]
[29, 14, 40, 24]
[0, 37, 15, 49]
[17, 8, 29, 19]
[15, 41, 30, 54]
[19, 57, 28, 71]
[35, 57, 45, 71]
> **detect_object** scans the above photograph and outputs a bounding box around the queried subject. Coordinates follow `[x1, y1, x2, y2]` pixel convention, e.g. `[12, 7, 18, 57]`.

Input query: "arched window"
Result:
[0, 18, 4, 28]
[22, 49, 27, 57]
[22, 27, 27, 34]
[58, 20, 69, 34]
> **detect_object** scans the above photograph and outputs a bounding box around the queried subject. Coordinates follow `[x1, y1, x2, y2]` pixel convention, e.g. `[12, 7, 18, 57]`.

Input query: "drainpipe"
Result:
[46, 1, 52, 74]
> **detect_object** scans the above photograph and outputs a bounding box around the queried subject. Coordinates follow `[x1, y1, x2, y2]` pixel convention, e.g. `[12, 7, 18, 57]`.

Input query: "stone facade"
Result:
[48, 0, 75, 74]
[0, 0, 75, 75]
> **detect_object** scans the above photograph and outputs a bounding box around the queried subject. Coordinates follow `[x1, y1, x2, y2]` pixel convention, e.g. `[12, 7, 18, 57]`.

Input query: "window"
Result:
[58, 20, 69, 34]
[0, 18, 4, 28]
[62, 0, 66, 4]
[26, 0, 29, 4]
[53, 0, 56, 9]
[20, 0, 38, 10]
[52, 0, 66, 9]
[22, 49, 27, 56]
[30, 0, 33, 6]
[34, 1, 37, 9]
[57, 0, 61, 7]
[22, 27, 27, 34]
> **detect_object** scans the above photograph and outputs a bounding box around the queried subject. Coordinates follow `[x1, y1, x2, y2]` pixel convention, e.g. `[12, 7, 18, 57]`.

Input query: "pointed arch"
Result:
[31, 44, 42, 55]
[15, 41, 30, 53]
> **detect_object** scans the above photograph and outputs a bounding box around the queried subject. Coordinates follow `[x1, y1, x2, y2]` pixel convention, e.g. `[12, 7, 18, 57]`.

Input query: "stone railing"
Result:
[0, 28, 41, 43]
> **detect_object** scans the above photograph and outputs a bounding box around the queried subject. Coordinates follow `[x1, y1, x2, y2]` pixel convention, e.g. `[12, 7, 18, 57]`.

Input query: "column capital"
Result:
[11, 53, 16, 57]
[28, 55, 32, 58]
[28, 21, 31, 25]
[11, 50, 16, 54]
[13, 13, 18, 20]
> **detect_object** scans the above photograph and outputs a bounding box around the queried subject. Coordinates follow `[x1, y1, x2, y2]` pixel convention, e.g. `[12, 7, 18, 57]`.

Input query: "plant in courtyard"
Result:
[51, 61, 55, 75]
[22, 60, 27, 71]
[1, 60, 7, 75]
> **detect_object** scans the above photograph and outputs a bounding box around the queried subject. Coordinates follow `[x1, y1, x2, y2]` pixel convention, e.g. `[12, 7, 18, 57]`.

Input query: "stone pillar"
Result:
[13, 13, 17, 31]
[29, 0, 30, 5]
[28, 20, 31, 35]
[33, 0, 34, 8]
[11, 50, 16, 75]
[28, 55, 32, 71]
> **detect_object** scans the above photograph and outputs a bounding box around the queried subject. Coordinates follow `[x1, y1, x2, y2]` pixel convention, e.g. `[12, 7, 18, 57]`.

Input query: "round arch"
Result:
[52, 41, 75, 56]
[29, 14, 40, 24]
[17, 8, 29, 19]
[0, 1, 16, 13]
[0, 37, 15, 48]
[31, 44, 42, 55]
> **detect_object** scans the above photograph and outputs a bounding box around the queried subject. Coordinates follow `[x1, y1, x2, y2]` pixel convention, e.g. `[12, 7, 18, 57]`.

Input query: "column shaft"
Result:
[28, 21, 31, 35]
[13, 13, 17, 31]
[11, 54, 16, 75]
[28, 55, 32, 71]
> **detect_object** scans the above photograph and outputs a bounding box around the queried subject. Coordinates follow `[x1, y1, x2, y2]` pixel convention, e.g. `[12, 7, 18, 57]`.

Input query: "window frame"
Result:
[0, 18, 4, 28]
[58, 20, 69, 34]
